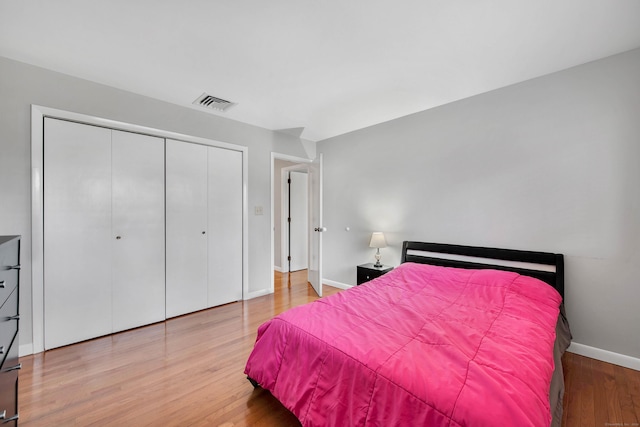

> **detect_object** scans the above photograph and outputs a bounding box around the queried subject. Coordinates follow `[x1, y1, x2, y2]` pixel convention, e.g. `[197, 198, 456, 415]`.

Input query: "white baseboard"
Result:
[19, 343, 34, 357]
[244, 289, 274, 300]
[323, 279, 353, 290]
[273, 265, 284, 273]
[568, 342, 640, 371]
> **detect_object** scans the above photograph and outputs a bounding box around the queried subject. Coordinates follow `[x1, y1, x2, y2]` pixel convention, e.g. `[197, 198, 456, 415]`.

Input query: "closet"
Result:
[166, 139, 243, 317]
[42, 118, 243, 350]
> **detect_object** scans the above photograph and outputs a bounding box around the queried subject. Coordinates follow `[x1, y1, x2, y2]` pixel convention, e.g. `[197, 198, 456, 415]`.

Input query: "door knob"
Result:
[116, 236, 122, 240]
[314, 227, 327, 232]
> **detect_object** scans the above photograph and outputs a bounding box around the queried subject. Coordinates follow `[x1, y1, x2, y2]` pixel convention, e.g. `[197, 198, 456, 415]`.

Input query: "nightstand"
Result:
[357, 263, 393, 285]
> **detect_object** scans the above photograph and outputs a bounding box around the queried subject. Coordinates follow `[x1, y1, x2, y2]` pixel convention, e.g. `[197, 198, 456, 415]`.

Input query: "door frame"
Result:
[270, 153, 315, 294]
[31, 105, 249, 355]
[280, 165, 309, 273]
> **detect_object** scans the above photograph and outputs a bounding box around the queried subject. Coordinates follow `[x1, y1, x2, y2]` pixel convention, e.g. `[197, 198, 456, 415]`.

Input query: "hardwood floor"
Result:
[562, 352, 640, 427]
[18, 271, 640, 426]
[19, 270, 337, 427]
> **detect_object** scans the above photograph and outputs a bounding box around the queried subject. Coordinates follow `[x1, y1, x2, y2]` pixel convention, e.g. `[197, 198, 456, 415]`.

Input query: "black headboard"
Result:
[401, 241, 564, 298]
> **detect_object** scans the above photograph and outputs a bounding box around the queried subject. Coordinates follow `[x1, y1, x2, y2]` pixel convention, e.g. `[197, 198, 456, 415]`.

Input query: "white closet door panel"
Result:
[111, 130, 166, 332]
[208, 147, 243, 307]
[166, 139, 208, 317]
[44, 118, 112, 349]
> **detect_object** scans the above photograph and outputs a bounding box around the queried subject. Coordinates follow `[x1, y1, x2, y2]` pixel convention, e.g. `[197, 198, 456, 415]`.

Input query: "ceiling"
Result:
[1, 1, 640, 142]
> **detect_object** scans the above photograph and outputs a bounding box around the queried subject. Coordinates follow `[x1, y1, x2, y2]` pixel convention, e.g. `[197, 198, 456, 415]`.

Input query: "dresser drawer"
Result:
[0, 287, 18, 370]
[0, 236, 19, 427]
[0, 238, 20, 306]
[0, 366, 19, 426]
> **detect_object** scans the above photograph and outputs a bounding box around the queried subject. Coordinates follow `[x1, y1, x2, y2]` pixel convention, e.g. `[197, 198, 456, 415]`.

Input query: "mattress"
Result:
[245, 262, 565, 426]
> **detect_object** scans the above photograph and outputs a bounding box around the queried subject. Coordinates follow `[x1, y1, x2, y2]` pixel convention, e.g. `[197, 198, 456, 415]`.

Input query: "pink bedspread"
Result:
[245, 263, 562, 426]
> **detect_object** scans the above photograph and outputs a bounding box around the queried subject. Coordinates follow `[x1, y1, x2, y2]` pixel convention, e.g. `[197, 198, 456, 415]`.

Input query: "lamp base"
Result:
[374, 250, 382, 268]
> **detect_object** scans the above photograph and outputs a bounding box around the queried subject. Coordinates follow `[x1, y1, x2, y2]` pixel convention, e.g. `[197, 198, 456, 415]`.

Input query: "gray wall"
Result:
[0, 56, 312, 350]
[318, 48, 640, 359]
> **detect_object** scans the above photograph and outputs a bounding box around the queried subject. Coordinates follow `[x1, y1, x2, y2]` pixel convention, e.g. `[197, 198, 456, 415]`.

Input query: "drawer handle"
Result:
[4, 363, 21, 372]
[0, 280, 4, 288]
[1, 413, 19, 423]
[9, 264, 20, 270]
[4, 315, 19, 321]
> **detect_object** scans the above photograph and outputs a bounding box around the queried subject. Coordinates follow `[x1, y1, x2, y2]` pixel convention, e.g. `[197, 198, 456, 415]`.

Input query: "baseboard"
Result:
[273, 265, 283, 273]
[19, 342, 34, 357]
[244, 289, 273, 300]
[568, 342, 640, 371]
[323, 279, 353, 290]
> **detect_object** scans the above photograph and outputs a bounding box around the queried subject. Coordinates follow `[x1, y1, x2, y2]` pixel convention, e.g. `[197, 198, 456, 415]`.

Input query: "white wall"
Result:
[0, 56, 313, 352]
[318, 48, 640, 361]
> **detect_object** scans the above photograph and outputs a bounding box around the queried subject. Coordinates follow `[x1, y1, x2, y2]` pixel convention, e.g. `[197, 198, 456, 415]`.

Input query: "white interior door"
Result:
[307, 154, 323, 297]
[111, 130, 165, 332]
[44, 118, 113, 349]
[207, 147, 243, 307]
[289, 171, 308, 271]
[166, 139, 209, 318]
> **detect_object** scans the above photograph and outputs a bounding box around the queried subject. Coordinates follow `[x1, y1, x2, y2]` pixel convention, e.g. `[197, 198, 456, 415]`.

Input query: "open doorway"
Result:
[273, 158, 306, 272]
[271, 153, 323, 297]
[283, 167, 308, 272]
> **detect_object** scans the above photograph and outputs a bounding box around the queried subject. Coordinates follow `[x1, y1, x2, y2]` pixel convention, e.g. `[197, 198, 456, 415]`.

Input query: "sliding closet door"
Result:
[165, 139, 208, 317]
[208, 147, 243, 307]
[44, 118, 113, 349]
[111, 130, 165, 332]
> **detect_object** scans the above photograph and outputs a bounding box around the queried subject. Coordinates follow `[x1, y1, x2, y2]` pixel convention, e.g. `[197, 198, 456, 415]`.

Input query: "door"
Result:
[208, 147, 243, 307]
[166, 139, 209, 318]
[44, 119, 166, 349]
[307, 154, 323, 297]
[288, 171, 308, 272]
[44, 118, 113, 349]
[166, 142, 243, 314]
[111, 130, 165, 332]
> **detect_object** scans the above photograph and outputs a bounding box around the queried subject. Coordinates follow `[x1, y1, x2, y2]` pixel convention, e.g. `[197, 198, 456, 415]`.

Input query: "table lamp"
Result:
[369, 232, 387, 267]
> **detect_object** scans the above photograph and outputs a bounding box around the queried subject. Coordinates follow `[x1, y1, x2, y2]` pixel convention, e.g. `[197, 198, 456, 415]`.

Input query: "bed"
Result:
[245, 241, 571, 426]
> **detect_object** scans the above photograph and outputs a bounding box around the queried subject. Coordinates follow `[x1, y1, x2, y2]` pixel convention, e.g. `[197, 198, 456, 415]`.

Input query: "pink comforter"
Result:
[245, 263, 562, 426]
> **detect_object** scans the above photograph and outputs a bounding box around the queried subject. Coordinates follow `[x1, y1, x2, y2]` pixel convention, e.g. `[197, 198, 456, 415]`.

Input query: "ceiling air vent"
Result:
[193, 93, 237, 112]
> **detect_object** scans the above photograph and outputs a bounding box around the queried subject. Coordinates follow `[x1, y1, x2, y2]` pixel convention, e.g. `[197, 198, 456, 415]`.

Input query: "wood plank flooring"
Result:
[562, 352, 640, 427]
[19, 270, 334, 427]
[18, 270, 640, 426]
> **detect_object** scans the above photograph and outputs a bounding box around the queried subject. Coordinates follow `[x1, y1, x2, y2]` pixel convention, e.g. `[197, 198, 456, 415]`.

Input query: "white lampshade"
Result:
[369, 232, 387, 248]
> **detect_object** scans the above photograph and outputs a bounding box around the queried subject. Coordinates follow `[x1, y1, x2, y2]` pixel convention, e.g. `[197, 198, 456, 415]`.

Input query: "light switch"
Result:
[254, 206, 263, 215]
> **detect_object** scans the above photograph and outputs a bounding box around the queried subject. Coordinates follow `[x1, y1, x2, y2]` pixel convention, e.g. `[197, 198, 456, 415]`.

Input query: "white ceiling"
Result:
[2, 1, 640, 142]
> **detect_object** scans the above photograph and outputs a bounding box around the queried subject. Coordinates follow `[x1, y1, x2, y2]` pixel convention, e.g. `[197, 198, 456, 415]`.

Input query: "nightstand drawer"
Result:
[357, 269, 377, 284]
[357, 263, 394, 285]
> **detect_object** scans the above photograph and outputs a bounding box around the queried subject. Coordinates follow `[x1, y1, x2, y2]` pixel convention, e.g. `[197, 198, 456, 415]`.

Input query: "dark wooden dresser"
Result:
[0, 236, 20, 426]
